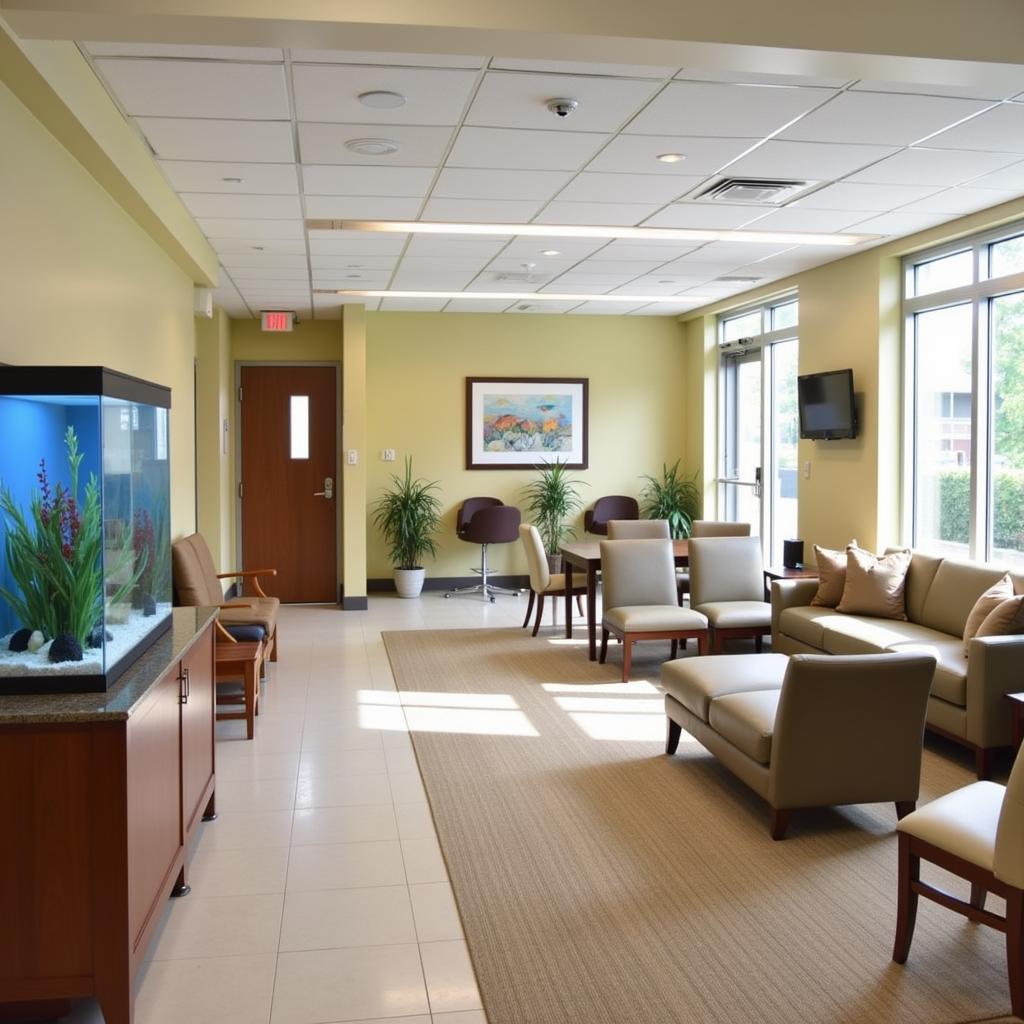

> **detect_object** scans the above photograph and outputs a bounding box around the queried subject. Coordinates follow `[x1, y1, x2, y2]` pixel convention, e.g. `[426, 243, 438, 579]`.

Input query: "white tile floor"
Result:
[65, 591, 547, 1024]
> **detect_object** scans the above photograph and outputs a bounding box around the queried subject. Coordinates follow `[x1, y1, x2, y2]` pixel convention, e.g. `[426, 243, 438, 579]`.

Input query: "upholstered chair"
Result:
[893, 745, 1024, 1017]
[599, 538, 708, 682]
[688, 535, 771, 653]
[606, 519, 670, 539]
[677, 521, 752, 601]
[519, 524, 585, 637]
[446, 498, 522, 602]
[584, 495, 640, 535]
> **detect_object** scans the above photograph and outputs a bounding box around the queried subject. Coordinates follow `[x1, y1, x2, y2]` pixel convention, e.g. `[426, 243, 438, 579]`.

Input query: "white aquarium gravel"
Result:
[0, 604, 171, 676]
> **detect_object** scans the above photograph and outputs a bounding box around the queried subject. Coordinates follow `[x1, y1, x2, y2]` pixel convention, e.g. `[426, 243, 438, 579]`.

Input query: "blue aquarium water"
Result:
[0, 368, 172, 693]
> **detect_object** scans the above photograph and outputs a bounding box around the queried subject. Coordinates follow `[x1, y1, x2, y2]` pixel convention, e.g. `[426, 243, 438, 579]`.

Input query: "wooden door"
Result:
[240, 366, 338, 603]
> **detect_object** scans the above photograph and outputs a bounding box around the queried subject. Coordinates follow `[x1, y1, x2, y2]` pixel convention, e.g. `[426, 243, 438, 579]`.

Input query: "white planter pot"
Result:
[394, 567, 426, 598]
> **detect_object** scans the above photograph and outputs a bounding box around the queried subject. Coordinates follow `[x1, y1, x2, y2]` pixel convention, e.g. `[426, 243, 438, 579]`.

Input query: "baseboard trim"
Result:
[368, 575, 530, 593]
[341, 596, 369, 611]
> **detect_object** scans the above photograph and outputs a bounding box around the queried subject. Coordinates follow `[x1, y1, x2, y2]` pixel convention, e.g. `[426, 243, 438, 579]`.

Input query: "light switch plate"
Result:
[347, 449, 358, 465]
[382, 449, 396, 462]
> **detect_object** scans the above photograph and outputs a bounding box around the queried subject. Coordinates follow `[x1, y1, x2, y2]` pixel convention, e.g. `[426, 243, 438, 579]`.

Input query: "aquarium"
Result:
[0, 367, 172, 693]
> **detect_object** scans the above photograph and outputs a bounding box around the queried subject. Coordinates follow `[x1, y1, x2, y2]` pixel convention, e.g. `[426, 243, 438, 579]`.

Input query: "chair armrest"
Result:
[217, 602, 255, 609]
[770, 578, 820, 636]
[216, 568, 277, 598]
[965, 634, 1024, 748]
[215, 620, 238, 644]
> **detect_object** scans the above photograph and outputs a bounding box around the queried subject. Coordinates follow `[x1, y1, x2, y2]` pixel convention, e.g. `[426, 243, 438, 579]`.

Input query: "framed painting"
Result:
[466, 377, 589, 470]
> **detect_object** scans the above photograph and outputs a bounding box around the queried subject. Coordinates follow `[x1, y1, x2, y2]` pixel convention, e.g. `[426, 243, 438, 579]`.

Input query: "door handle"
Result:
[179, 666, 190, 705]
[314, 476, 334, 499]
[754, 467, 763, 499]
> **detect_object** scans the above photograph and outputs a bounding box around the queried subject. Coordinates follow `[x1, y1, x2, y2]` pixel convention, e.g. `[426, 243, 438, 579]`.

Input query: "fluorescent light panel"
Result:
[336, 290, 710, 304]
[337, 219, 875, 247]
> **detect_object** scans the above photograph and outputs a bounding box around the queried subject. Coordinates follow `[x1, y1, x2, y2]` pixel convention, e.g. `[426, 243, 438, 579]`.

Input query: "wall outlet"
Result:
[347, 449, 358, 465]
[382, 449, 396, 462]
[803, 461, 812, 479]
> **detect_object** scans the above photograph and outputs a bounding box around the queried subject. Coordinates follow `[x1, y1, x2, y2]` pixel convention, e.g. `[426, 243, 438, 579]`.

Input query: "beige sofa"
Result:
[772, 553, 1024, 778]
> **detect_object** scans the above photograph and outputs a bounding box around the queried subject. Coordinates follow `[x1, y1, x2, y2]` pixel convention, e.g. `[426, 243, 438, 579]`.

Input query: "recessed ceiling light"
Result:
[358, 90, 407, 109]
[344, 138, 400, 156]
[657, 153, 685, 164]
[220, 176, 244, 183]
[336, 289, 709, 304]
[541, 249, 561, 256]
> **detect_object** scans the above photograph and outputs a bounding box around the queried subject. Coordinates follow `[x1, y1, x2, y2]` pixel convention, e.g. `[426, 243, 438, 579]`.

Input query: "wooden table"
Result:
[561, 539, 689, 661]
[1007, 692, 1024, 750]
[215, 640, 264, 739]
[763, 564, 819, 601]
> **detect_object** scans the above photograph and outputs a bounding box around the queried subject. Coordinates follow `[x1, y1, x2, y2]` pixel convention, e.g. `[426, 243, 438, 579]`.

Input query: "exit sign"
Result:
[261, 311, 294, 332]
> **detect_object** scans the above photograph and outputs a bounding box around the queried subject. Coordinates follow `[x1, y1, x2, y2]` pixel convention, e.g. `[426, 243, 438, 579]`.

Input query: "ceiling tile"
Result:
[308, 233, 408, 255]
[310, 254, 398, 270]
[160, 160, 299, 195]
[722, 140, 899, 180]
[302, 164, 434, 196]
[432, 167, 572, 201]
[542, 272, 633, 288]
[95, 59, 290, 119]
[485, 255, 575, 274]
[626, 81, 837, 138]
[466, 278, 543, 292]
[443, 297, 518, 312]
[404, 236, 510, 258]
[446, 126, 608, 170]
[969, 159, 1024, 191]
[298, 122, 454, 165]
[421, 197, 545, 221]
[230, 266, 309, 281]
[508, 299, 586, 313]
[499, 237, 608, 260]
[740, 206, 878, 231]
[490, 57, 677, 79]
[567, 300, 648, 314]
[849, 79, 1020, 101]
[570, 259, 664, 276]
[466, 71, 660, 132]
[843, 210, 948, 234]
[196, 218, 304, 239]
[398, 256, 492, 273]
[221, 252, 310, 268]
[137, 118, 295, 162]
[85, 42, 283, 60]
[182, 193, 302, 219]
[778, 92, 993, 146]
[925, 104, 1024, 153]
[586, 134, 759, 176]
[896, 186, 1020, 215]
[313, 271, 392, 287]
[628, 302, 701, 315]
[391, 268, 478, 289]
[293, 65, 478, 125]
[641, 203, 763, 228]
[677, 68, 850, 88]
[797, 182, 941, 210]
[846, 147, 1023, 186]
[555, 172, 701, 204]
[379, 298, 452, 311]
[687, 240, 798, 263]
[304, 195, 422, 219]
[534, 201, 662, 225]
[209, 237, 307, 254]
[611, 274, 710, 292]
[589, 240, 700, 261]
[290, 50, 485, 68]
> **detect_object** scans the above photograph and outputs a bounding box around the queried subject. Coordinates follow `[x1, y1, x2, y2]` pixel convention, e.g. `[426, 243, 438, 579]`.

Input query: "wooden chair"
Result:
[893, 745, 1024, 1017]
[214, 622, 264, 740]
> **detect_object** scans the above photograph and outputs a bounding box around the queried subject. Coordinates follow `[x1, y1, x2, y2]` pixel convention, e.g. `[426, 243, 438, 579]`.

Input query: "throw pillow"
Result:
[836, 546, 911, 620]
[975, 595, 1024, 644]
[962, 573, 1014, 656]
[810, 540, 858, 607]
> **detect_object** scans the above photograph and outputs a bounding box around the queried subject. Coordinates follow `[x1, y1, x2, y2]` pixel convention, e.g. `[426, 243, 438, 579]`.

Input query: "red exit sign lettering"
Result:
[261, 311, 294, 332]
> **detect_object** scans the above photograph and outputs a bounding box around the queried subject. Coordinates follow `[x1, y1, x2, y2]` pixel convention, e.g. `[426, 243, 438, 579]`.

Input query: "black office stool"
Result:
[445, 498, 523, 602]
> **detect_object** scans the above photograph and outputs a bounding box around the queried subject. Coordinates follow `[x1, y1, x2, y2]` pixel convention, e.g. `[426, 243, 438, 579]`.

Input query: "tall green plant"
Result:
[640, 461, 701, 539]
[372, 457, 443, 570]
[523, 459, 585, 555]
[0, 427, 142, 647]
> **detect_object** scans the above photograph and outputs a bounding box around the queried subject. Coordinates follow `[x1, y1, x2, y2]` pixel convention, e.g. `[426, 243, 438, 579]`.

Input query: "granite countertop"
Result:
[0, 607, 217, 724]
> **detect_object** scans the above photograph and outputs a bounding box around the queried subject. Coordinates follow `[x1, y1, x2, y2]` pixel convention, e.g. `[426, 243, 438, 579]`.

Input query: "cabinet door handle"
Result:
[179, 667, 190, 704]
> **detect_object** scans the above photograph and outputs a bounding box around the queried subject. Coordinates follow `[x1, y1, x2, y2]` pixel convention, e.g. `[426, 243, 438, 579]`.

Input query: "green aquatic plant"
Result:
[0, 427, 141, 648]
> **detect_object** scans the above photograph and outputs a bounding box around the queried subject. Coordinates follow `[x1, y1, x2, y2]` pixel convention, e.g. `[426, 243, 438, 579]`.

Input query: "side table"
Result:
[763, 564, 818, 602]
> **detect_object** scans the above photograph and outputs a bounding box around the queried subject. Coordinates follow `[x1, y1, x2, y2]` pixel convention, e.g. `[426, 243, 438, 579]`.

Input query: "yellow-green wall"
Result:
[364, 312, 688, 580]
[0, 76, 198, 539]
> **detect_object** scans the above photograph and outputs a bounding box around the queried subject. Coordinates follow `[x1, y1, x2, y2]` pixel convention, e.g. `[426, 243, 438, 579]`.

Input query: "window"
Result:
[719, 296, 799, 564]
[290, 395, 310, 459]
[904, 221, 1024, 569]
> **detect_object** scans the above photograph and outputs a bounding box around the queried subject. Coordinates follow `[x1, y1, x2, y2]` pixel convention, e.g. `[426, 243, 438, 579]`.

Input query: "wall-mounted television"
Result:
[797, 368, 858, 440]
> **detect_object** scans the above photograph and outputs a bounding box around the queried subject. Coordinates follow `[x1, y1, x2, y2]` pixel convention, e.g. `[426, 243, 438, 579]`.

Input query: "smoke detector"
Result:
[344, 137, 400, 156]
[546, 97, 580, 119]
[690, 177, 818, 206]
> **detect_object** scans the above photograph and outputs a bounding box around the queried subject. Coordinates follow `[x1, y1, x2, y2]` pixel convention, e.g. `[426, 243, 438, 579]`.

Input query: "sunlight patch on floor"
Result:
[357, 688, 538, 736]
[542, 681, 660, 695]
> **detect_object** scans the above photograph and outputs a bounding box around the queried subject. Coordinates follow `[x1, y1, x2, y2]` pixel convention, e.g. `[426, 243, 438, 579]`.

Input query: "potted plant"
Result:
[639, 460, 701, 539]
[523, 459, 585, 571]
[372, 457, 443, 598]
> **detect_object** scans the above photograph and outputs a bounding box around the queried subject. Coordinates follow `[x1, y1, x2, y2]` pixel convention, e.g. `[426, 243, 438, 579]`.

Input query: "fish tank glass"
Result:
[0, 367, 172, 693]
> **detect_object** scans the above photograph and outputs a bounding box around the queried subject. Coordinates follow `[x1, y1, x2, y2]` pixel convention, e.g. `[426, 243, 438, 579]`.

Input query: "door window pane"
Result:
[724, 357, 762, 537]
[912, 250, 972, 296]
[771, 339, 799, 563]
[290, 395, 310, 460]
[991, 291, 1024, 570]
[990, 234, 1024, 279]
[913, 303, 972, 557]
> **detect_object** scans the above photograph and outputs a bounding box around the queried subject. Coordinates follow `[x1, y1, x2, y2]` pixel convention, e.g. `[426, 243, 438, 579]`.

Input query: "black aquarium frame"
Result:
[0, 366, 172, 694]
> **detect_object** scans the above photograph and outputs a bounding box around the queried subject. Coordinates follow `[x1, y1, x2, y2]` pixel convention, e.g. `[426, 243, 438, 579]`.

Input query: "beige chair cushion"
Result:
[542, 572, 576, 595]
[885, 631, 969, 707]
[518, 524, 550, 593]
[600, 539, 677, 610]
[810, 542, 855, 607]
[660, 652, 787, 723]
[172, 533, 224, 606]
[696, 600, 772, 629]
[836, 546, 910, 620]
[976, 595, 1024, 641]
[221, 596, 279, 634]
[898, 781, 1002, 871]
[962, 573, 1014, 655]
[995, 748, 1024, 887]
[919, 558, 1011, 637]
[603, 606, 706, 633]
[709, 689, 779, 764]
[688, 535, 764, 606]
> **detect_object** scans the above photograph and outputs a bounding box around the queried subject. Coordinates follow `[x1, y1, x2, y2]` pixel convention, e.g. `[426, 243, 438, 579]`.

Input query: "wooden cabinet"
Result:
[0, 611, 216, 1024]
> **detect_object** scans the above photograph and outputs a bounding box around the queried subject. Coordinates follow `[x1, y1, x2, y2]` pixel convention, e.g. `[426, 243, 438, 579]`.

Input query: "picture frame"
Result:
[465, 377, 589, 470]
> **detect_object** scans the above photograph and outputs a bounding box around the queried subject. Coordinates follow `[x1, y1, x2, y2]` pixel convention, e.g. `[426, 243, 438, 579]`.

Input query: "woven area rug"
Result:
[382, 627, 1013, 1024]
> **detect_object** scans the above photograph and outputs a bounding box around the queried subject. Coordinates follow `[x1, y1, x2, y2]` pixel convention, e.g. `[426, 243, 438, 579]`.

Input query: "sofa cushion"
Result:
[695, 601, 771, 629]
[836, 546, 910, 620]
[976, 595, 1024, 641]
[777, 605, 838, 648]
[884, 629, 969, 707]
[603, 606, 707, 633]
[709, 689, 780, 764]
[810, 543, 853, 607]
[962, 573, 1014, 654]
[919, 559, 1009, 638]
[171, 534, 224, 607]
[220, 596, 279, 634]
[902, 551, 944, 624]
[661, 653, 787, 723]
[819, 615, 926, 655]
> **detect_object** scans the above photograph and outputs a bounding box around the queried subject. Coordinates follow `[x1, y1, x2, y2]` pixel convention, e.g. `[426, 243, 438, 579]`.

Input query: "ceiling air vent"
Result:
[691, 178, 815, 206]
[492, 271, 541, 283]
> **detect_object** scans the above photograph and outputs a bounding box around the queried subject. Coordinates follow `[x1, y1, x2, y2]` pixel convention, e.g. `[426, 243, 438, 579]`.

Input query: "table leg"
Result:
[564, 559, 573, 640]
[587, 565, 598, 661]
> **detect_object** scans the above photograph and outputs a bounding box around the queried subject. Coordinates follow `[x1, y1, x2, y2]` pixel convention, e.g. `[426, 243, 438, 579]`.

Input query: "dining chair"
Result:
[678, 521, 752, 602]
[599, 538, 708, 682]
[518, 524, 585, 636]
[606, 519, 670, 539]
[688, 535, 771, 653]
[892, 745, 1024, 1017]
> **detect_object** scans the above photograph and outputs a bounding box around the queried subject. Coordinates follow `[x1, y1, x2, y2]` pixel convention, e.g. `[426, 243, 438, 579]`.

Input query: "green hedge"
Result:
[930, 469, 1024, 548]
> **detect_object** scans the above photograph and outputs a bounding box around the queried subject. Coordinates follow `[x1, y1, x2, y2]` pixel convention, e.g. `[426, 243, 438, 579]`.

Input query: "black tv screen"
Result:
[797, 369, 857, 440]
